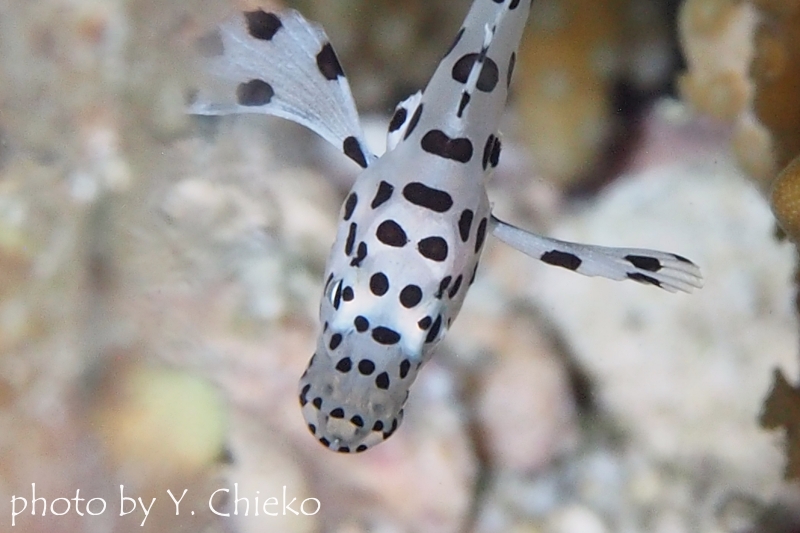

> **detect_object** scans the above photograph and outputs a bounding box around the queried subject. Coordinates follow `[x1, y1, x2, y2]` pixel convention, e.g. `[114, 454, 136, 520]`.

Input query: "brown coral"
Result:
[760, 368, 800, 479]
[753, 0, 800, 241]
[752, 0, 800, 171]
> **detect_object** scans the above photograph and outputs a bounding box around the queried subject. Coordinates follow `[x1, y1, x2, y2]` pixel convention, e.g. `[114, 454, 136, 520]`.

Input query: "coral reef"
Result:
[751, 0, 800, 172]
[514, 122, 796, 480]
[677, 0, 800, 240]
[480, 102, 798, 529]
[753, 2, 800, 241]
[514, 0, 679, 187]
[771, 154, 800, 243]
[678, 1, 800, 483]
[514, 0, 623, 185]
[761, 368, 800, 479]
[2, 1, 800, 532]
[0, 1, 238, 532]
[678, 0, 777, 186]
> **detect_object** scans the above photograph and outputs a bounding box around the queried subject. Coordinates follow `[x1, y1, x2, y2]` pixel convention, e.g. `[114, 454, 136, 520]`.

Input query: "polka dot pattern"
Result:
[402, 182, 454, 213]
[343, 136, 368, 168]
[343, 193, 357, 221]
[316, 43, 344, 80]
[418, 236, 449, 262]
[372, 327, 401, 345]
[371, 181, 394, 209]
[376, 220, 408, 247]
[369, 272, 389, 296]
[451, 53, 500, 92]
[244, 10, 282, 40]
[236, 80, 274, 106]
[399, 285, 423, 308]
[420, 130, 473, 163]
[296, 0, 535, 454]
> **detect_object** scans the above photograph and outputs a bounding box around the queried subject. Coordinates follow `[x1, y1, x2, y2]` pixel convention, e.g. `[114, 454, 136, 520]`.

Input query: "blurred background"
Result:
[1, 0, 800, 531]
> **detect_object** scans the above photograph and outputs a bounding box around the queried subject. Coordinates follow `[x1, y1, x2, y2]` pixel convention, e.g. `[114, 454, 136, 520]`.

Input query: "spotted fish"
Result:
[191, 0, 703, 453]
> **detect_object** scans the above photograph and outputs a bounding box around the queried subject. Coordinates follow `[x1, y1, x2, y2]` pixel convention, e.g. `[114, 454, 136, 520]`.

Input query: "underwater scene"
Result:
[1, 0, 800, 531]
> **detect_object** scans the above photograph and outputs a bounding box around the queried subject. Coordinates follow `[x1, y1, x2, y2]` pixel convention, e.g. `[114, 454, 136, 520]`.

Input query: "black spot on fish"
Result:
[625, 254, 662, 272]
[236, 79, 274, 106]
[372, 181, 394, 209]
[627, 272, 662, 288]
[421, 130, 473, 163]
[316, 43, 344, 80]
[541, 250, 582, 271]
[343, 193, 358, 221]
[244, 10, 282, 41]
[451, 53, 499, 92]
[402, 182, 454, 213]
[343, 136, 368, 168]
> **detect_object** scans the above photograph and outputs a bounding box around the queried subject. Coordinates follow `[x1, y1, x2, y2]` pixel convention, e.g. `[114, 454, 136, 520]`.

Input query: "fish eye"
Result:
[327, 279, 343, 306]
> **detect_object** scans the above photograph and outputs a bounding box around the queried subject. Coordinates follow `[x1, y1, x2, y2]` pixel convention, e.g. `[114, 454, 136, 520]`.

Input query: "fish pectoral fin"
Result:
[190, 8, 375, 169]
[489, 215, 703, 293]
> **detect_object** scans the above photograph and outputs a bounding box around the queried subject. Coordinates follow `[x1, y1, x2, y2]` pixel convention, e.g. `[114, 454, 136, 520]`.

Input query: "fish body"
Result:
[191, 0, 703, 453]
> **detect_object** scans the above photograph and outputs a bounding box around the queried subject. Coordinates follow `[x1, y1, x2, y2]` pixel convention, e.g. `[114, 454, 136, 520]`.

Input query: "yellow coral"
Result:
[91, 361, 228, 478]
[515, 0, 623, 184]
[677, 0, 780, 186]
[678, 0, 756, 121]
[513, 0, 678, 186]
[771, 154, 800, 240]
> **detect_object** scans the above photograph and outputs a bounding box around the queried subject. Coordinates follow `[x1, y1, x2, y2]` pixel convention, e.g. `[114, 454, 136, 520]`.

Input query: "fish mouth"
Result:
[299, 392, 406, 454]
[298, 348, 408, 453]
[313, 435, 367, 454]
[301, 405, 376, 453]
